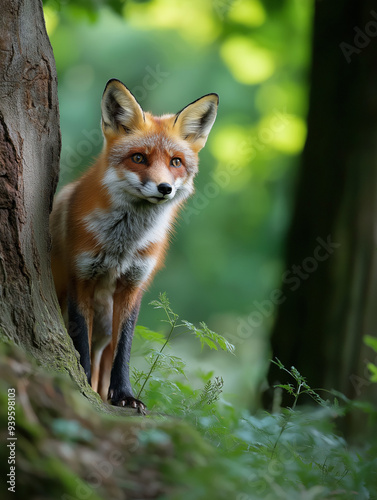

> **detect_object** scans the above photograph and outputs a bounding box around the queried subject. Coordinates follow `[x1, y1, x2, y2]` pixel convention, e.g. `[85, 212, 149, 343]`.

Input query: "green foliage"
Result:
[1, 306, 377, 499]
[364, 335, 377, 382]
[128, 297, 377, 498]
[272, 357, 328, 409]
[43, 0, 128, 20]
[364, 334, 377, 353]
[193, 376, 224, 407]
[131, 292, 234, 406]
[182, 320, 236, 353]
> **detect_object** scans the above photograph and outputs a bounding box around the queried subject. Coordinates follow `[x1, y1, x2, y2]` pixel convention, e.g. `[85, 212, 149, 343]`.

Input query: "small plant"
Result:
[191, 376, 224, 409]
[128, 297, 377, 498]
[272, 357, 328, 409]
[131, 292, 234, 412]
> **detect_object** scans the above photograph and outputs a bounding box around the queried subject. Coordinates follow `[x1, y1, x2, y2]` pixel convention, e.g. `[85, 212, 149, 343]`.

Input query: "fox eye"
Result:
[171, 158, 181, 168]
[132, 153, 145, 164]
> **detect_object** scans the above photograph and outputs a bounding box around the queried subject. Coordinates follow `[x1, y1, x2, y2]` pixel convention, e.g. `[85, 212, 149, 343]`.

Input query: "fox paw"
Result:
[108, 390, 146, 415]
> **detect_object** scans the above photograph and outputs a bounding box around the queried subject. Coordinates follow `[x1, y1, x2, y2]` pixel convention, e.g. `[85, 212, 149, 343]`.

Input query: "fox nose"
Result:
[157, 183, 172, 195]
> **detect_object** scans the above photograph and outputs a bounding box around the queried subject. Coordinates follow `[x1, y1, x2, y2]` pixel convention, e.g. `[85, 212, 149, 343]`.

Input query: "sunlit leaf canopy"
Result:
[43, 0, 313, 408]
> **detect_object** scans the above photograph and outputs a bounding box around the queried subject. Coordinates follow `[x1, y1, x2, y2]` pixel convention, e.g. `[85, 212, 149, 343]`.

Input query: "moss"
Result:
[0, 340, 225, 499]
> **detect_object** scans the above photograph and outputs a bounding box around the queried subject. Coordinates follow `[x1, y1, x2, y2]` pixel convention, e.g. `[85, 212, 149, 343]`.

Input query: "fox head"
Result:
[100, 79, 218, 206]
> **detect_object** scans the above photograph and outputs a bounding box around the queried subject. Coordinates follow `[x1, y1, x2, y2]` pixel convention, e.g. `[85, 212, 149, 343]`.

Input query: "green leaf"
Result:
[367, 362, 377, 382]
[181, 320, 196, 332]
[274, 384, 295, 394]
[203, 338, 218, 350]
[182, 320, 235, 354]
[135, 325, 166, 344]
[364, 334, 377, 353]
[271, 357, 285, 370]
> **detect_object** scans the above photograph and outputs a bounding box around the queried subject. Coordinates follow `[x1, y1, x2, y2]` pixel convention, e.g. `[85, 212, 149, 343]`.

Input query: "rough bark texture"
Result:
[0, 0, 63, 354]
[0, 0, 136, 416]
[268, 0, 377, 410]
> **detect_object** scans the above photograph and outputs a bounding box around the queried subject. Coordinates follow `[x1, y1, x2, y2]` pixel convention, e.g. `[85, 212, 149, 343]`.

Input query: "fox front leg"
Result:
[67, 286, 94, 384]
[108, 287, 146, 413]
[68, 295, 91, 385]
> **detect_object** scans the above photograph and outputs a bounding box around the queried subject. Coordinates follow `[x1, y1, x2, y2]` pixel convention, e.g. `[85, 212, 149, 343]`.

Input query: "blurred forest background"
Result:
[2, 1, 377, 496]
[43, 0, 312, 409]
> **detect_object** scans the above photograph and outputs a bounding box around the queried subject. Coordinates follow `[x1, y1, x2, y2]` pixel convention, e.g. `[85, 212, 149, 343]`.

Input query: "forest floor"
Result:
[0, 340, 221, 499]
[1, 337, 377, 500]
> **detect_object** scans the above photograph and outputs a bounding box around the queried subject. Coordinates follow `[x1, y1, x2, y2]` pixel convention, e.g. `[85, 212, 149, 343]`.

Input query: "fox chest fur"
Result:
[76, 198, 173, 284]
[52, 177, 178, 310]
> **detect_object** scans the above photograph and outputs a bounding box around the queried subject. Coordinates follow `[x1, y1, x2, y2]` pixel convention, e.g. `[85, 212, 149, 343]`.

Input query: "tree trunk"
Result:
[0, 0, 77, 376]
[0, 0, 130, 414]
[0, 0, 61, 351]
[268, 0, 377, 409]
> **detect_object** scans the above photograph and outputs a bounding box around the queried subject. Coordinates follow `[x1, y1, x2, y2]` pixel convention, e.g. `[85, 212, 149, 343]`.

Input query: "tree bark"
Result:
[268, 0, 377, 409]
[0, 0, 134, 415]
[0, 0, 80, 373]
[0, 0, 62, 351]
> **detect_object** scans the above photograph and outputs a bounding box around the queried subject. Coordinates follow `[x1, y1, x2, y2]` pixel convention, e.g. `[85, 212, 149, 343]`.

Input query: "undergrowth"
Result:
[131, 294, 377, 500]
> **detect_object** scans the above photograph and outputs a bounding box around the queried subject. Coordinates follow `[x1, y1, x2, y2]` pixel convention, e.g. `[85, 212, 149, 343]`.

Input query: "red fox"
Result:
[50, 79, 218, 412]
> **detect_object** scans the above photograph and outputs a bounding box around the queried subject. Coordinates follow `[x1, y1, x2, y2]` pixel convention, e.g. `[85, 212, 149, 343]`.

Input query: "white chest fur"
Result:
[75, 202, 173, 284]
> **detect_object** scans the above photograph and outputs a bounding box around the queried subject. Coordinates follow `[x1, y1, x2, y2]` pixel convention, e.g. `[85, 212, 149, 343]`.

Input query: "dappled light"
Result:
[221, 36, 275, 84]
[125, 0, 220, 45]
[258, 112, 307, 154]
[43, 0, 312, 408]
[2, 0, 377, 497]
[228, 0, 266, 27]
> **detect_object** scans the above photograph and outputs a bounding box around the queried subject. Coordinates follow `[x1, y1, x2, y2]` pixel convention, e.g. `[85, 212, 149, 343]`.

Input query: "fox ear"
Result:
[101, 79, 144, 135]
[174, 94, 219, 150]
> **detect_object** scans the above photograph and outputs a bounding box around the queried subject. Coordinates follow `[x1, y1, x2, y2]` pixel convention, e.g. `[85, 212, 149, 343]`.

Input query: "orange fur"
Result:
[50, 79, 218, 408]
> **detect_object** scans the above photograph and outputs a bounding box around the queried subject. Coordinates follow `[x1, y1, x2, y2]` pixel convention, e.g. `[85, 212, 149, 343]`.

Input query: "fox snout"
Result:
[117, 168, 182, 204]
[137, 176, 177, 204]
